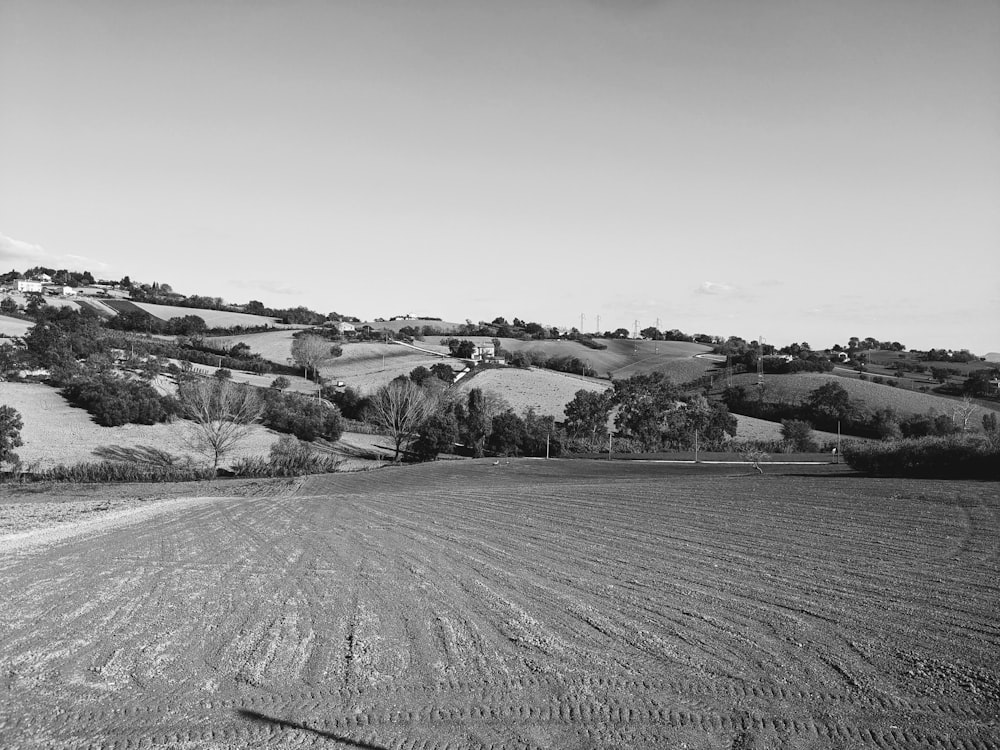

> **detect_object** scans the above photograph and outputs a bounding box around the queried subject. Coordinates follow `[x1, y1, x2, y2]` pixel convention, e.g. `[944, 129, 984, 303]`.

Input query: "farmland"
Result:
[458, 367, 609, 417]
[726, 372, 1000, 425]
[1, 460, 997, 748]
[0, 314, 32, 338]
[1, 382, 395, 471]
[428, 336, 716, 382]
[115, 300, 282, 329]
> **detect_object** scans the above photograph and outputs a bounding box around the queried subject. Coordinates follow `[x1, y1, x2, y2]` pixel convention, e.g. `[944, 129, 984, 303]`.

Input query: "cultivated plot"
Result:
[0, 462, 997, 748]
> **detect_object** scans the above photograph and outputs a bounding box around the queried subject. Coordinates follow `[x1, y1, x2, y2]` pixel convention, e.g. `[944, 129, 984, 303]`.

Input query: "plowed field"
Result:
[1, 462, 998, 749]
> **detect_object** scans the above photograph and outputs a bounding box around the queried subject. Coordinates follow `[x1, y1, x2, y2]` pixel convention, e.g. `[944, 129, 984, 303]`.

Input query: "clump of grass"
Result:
[231, 436, 343, 477]
[34, 461, 215, 483]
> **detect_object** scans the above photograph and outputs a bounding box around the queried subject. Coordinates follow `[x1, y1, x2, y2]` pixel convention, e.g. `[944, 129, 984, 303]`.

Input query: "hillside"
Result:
[107, 300, 281, 328]
[358, 318, 462, 333]
[4, 382, 283, 469]
[457, 366, 610, 417]
[726, 372, 1000, 423]
[427, 336, 716, 382]
[0, 315, 32, 338]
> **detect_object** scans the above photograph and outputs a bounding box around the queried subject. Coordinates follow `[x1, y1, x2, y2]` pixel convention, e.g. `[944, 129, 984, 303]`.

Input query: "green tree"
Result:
[430, 362, 456, 382]
[487, 411, 527, 456]
[409, 366, 432, 386]
[806, 382, 853, 426]
[563, 389, 613, 439]
[781, 419, 818, 451]
[412, 407, 460, 460]
[612, 372, 682, 451]
[0, 405, 24, 467]
[0, 297, 17, 315]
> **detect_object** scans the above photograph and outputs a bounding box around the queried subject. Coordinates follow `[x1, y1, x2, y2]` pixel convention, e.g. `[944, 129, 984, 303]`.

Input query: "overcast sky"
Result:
[1, 0, 998, 352]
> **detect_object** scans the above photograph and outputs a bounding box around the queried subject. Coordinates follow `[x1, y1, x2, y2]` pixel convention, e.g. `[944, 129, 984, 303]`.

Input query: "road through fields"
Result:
[1, 461, 997, 748]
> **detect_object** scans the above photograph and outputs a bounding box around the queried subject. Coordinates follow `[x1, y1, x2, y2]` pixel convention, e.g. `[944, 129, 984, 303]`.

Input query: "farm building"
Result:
[44, 285, 76, 296]
[16, 280, 42, 293]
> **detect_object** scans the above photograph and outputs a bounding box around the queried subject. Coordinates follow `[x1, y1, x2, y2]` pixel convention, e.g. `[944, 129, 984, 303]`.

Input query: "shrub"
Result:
[270, 376, 290, 390]
[61, 374, 174, 427]
[780, 419, 818, 452]
[232, 436, 342, 477]
[262, 391, 343, 441]
[35, 460, 214, 483]
[0, 405, 24, 467]
[842, 436, 1000, 479]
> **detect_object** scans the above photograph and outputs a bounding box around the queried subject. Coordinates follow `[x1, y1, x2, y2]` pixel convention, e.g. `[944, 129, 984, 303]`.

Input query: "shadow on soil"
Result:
[236, 709, 389, 749]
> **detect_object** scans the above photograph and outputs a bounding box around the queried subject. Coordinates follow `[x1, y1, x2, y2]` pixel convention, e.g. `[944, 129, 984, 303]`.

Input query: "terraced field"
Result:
[1, 461, 997, 748]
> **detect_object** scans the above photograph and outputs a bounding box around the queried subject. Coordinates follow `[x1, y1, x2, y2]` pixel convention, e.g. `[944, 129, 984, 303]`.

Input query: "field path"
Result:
[1, 462, 998, 748]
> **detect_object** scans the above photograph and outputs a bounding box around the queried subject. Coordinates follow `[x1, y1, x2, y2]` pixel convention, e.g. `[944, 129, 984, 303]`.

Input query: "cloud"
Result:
[0, 234, 47, 266]
[696, 281, 735, 295]
[0, 233, 109, 272]
[232, 279, 302, 296]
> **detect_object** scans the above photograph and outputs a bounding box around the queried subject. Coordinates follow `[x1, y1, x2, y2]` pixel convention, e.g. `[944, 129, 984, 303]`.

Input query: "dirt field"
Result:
[1, 461, 997, 748]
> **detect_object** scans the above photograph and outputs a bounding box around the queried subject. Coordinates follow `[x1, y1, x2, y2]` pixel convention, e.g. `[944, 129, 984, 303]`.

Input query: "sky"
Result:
[1, 0, 998, 353]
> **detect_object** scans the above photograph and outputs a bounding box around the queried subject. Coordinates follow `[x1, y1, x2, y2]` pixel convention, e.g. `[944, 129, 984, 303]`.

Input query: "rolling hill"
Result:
[725, 372, 1000, 425]
[104, 300, 281, 328]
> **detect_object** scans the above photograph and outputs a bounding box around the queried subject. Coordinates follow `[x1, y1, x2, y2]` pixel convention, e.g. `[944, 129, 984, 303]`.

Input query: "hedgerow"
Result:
[61, 374, 180, 427]
[231, 436, 342, 477]
[35, 461, 214, 483]
[842, 436, 1000, 479]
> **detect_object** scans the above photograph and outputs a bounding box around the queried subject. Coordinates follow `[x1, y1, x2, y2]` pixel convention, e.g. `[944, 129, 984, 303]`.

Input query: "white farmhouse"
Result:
[16, 280, 43, 293]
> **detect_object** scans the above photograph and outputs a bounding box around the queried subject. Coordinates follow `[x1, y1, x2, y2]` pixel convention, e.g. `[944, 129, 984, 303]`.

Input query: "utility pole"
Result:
[633, 320, 639, 354]
[757, 335, 765, 388]
[546, 433, 550, 460]
[580, 313, 585, 333]
[596, 315, 600, 334]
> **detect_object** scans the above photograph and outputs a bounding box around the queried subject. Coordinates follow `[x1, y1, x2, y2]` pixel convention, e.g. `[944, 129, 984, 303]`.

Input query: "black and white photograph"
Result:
[1, 1, 998, 747]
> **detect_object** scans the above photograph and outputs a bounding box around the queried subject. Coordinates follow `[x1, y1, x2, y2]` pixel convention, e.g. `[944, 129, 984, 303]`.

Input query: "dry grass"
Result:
[0, 315, 31, 337]
[457, 367, 610, 417]
[2, 382, 390, 472]
[729, 372, 998, 420]
[203, 329, 301, 363]
[427, 336, 715, 381]
[130, 301, 280, 328]
[3, 383, 284, 469]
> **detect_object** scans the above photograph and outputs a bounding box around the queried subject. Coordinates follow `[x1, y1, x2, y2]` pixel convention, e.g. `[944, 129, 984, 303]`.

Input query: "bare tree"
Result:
[291, 335, 342, 381]
[738, 444, 770, 475]
[179, 378, 264, 470]
[952, 396, 978, 433]
[367, 379, 436, 461]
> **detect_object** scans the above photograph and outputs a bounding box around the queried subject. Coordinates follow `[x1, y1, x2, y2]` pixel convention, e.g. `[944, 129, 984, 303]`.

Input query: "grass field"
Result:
[1, 460, 997, 748]
[0, 314, 32, 337]
[2, 382, 284, 469]
[458, 366, 610, 417]
[0, 382, 390, 471]
[727, 372, 1000, 425]
[428, 336, 715, 382]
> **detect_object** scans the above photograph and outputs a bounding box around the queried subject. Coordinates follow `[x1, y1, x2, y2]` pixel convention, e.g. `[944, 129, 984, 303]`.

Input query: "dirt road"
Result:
[1, 462, 997, 748]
